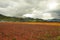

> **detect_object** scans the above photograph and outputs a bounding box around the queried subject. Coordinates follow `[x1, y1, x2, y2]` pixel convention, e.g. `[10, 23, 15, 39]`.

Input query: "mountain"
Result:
[47, 19, 60, 22]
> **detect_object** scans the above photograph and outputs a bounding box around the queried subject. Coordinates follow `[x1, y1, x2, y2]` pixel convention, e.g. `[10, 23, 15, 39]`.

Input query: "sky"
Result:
[0, 0, 60, 20]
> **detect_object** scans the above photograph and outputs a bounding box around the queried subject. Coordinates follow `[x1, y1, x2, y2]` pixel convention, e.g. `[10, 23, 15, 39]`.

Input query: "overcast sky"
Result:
[0, 0, 60, 20]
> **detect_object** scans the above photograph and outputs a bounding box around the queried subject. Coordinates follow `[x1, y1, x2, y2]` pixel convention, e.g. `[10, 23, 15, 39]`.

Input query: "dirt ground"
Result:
[0, 22, 60, 40]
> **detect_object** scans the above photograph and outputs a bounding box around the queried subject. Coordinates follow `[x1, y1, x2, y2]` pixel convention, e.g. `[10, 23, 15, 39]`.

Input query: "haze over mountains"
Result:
[0, 0, 60, 20]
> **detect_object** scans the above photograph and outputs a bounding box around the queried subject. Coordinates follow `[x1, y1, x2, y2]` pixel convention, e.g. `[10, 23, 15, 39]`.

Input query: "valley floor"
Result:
[0, 22, 60, 40]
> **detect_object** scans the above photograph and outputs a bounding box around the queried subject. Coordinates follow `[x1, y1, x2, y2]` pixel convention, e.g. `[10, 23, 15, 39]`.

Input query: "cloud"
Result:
[0, 0, 60, 20]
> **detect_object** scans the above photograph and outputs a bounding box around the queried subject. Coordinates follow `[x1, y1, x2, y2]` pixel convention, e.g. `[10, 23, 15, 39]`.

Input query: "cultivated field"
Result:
[0, 22, 60, 40]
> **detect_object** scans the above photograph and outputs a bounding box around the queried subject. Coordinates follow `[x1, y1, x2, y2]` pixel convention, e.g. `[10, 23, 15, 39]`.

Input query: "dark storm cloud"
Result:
[48, 9, 60, 19]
